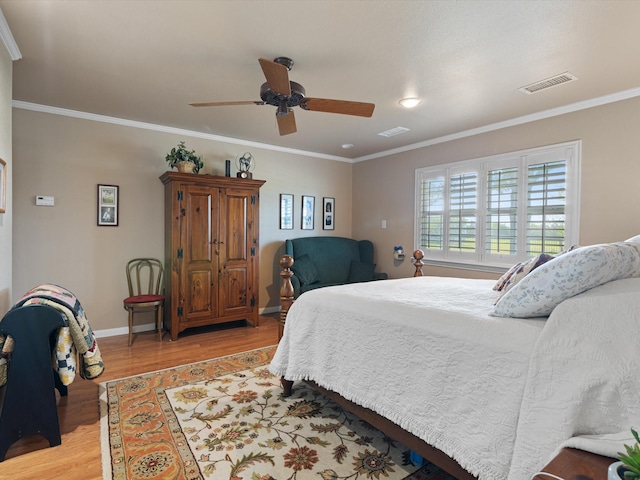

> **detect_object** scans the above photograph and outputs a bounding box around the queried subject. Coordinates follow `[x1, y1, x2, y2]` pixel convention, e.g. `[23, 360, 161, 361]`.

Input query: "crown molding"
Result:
[13, 85, 640, 165]
[0, 8, 21, 60]
[11, 100, 353, 163]
[354, 86, 640, 162]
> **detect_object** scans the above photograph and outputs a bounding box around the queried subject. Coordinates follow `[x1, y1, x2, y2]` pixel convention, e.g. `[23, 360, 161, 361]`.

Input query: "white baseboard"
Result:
[94, 306, 281, 338]
[94, 323, 156, 339]
[260, 306, 280, 315]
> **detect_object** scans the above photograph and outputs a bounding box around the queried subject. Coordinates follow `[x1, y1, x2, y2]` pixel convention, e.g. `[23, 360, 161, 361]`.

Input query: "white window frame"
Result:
[414, 141, 581, 273]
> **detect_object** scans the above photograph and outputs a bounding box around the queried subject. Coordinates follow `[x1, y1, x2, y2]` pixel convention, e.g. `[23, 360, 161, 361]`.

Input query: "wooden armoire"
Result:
[160, 172, 265, 341]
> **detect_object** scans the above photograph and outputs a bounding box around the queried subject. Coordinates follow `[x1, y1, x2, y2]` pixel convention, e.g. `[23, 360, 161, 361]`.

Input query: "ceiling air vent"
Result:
[519, 72, 577, 94]
[377, 126, 410, 137]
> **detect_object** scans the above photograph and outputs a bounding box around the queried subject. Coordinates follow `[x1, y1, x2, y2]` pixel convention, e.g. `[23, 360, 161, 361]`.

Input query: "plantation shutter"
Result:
[486, 167, 518, 255]
[526, 161, 566, 255]
[448, 172, 477, 252]
[419, 176, 445, 251]
[415, 140, 578, 268]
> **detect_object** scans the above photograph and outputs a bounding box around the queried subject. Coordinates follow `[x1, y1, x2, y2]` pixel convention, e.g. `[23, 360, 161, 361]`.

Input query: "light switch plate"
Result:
[36, 195, 55, 206]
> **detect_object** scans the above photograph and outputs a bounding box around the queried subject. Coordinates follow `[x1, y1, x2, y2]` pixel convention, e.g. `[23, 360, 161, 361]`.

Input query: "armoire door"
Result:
[218, 188, 256, 317]
[181, 184, 219, 324]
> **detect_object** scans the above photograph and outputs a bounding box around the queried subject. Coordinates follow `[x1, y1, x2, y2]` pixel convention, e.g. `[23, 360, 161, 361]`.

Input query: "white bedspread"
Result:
[269, 276, 640, 480]
[510, 277, 640, 478]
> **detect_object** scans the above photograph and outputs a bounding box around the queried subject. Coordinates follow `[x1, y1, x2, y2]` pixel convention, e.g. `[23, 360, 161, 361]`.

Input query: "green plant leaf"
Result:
[228, 452, 275, 477]
[618, 428, 640, 477]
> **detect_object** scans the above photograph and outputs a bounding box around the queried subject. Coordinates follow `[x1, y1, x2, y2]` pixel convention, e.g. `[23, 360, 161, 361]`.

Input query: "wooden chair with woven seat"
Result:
[123, 258, 165, 346]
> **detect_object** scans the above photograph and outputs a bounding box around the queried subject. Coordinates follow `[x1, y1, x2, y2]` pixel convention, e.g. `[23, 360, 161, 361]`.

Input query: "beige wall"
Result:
[12, 108, 352, 333]
[0, 45, 12, 316]
[353, 96, 640, 280]
[13, 95, 640, 334]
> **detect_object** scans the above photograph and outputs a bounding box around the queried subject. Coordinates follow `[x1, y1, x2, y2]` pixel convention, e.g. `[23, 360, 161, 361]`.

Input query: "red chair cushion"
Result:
[124, 294, 164, 304]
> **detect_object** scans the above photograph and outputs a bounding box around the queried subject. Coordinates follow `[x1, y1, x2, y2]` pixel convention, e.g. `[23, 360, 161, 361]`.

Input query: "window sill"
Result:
[422, 259, 508, 274]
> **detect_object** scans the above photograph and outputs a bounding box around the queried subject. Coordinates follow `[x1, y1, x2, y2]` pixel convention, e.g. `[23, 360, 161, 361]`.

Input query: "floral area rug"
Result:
[100, 347, 455, 480]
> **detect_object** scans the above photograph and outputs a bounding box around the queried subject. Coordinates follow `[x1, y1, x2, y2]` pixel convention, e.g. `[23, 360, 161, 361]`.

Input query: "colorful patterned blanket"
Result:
[0, 284, 104, 386]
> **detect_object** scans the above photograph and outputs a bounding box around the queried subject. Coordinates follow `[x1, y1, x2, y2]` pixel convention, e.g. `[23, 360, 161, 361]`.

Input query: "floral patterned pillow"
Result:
[493, 261, 522, 292]
[493, 253, 556, 300]
[492, 242, 640, 318]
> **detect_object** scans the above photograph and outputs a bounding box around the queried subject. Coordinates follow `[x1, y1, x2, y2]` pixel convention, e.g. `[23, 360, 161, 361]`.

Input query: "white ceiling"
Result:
[2, 0, 640, 161]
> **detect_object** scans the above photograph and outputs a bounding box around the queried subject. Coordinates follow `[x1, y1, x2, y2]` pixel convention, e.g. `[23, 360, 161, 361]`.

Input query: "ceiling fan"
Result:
[190, 57, 375, 136]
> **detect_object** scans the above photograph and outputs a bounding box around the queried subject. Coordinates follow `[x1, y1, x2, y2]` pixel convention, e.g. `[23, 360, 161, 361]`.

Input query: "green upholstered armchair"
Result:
[285, 237, 387, 298]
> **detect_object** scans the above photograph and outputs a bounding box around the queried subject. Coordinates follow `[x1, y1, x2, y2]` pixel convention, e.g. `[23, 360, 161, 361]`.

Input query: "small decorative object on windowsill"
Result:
[609, 428, 640, 480]
[165, 141, 204, 174]
[236, 152, 254, 179]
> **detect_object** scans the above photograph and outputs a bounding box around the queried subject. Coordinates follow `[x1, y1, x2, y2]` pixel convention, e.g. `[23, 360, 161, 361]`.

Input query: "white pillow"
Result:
[492, 242, 640, 318]
[625, 234, 640, 243]
[493, 247, 577, 293]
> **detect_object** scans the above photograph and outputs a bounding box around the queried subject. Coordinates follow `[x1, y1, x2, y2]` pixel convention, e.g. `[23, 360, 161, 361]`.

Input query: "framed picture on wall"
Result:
[280, 193, 294, 229]
[0, 158, 5, 214]
[323, 197, 334, 230]
[97, 184, 119, 226]
[301, 195, 315, 230]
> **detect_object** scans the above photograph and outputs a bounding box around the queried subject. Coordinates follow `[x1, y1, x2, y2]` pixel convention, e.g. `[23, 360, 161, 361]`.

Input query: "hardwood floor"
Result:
[0, 314, 280, 480]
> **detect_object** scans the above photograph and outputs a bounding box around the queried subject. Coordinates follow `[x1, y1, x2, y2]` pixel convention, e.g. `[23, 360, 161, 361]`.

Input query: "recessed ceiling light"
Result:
[341, 143, 354, 149]
[398, 97, 422, 108]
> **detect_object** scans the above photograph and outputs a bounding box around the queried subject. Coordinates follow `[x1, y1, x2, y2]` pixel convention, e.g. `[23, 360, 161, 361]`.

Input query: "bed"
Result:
[269, 242, 640, 480]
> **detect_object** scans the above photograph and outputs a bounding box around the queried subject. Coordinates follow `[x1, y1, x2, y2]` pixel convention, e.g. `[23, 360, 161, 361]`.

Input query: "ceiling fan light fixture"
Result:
[398, 97, 422, 108]
[276, 100, 289, 116]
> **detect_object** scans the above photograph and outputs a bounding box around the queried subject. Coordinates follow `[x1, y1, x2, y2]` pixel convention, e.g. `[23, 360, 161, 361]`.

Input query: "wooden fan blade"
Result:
[189, 101, 263, 107]
[258, 58, 291, 96]
[302, 98, 375, 117]
[277, 111, 297, 136]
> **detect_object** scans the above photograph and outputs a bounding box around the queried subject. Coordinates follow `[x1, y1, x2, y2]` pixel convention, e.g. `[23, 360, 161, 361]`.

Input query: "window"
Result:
[415, 141, 580, 271]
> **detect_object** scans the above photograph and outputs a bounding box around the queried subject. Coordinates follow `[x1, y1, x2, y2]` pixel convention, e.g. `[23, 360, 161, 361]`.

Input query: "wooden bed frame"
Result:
[277, 250, 477, 480]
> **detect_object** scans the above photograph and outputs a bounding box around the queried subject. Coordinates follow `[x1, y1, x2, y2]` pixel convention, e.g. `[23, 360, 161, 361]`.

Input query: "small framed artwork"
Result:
[301, 195, 315, 230]
[0, 158, 5, 214]
[97, 184, 119, 226]
[323, 197, 335, 230]
[280, 193, 294, 229]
